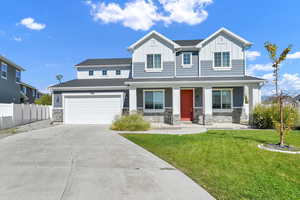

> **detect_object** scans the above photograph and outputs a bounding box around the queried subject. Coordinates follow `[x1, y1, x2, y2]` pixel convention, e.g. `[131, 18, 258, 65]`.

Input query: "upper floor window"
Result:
[146, 54, 161, 71]
[182, 52, 192, 66]
[16, 69, 21, 82]
[1, 62, 8, 79]
[212, 89, 232, 110]
[116, 69, 121, 75]
[21, 85, 26, 95]
[88, 70, 94, 76]
[102, 70, 107, 76]
[214, 52, 230, 68]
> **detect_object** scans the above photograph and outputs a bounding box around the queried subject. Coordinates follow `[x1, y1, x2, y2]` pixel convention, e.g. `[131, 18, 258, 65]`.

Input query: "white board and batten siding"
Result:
[199, 32, 244, 60]
[63, 93, 123, 124]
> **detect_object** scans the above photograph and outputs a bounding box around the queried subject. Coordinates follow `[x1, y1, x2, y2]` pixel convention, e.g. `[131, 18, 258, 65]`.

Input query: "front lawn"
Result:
[123, 130, 300, 200]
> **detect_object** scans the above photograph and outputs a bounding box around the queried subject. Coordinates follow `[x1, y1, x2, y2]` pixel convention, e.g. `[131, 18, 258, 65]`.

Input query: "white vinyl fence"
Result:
[0, 103, 51, 130]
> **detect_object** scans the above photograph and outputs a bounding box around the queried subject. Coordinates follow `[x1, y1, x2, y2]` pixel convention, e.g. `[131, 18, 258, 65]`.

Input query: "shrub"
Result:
[111, 114, 151, 131]
[252, 104, 299, 129]
[252, 104, 273, 129]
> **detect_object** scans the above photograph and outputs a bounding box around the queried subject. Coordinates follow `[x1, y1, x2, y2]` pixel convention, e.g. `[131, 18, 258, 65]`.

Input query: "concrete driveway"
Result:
[0, 125, 214, 200]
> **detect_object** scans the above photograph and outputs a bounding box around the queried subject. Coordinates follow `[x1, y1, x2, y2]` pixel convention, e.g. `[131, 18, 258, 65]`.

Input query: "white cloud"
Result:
[287, 52, 300, 59]
[281, 73, 300, 91]
[261, 73, 273, 80]
[86, 0, 213, 31]
[13, 37, 22, 42]
[19, 17, 46, 31]
[246, 50, 261, 61]
[247, 63, 273, 76]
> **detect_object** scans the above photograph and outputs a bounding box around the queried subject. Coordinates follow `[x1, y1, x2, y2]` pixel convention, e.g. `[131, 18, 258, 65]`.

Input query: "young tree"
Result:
[56, 74, 63, 84]
[35, 94, 52, 105]
[264, 42, 294, 147]
[264, 42, 292, 96]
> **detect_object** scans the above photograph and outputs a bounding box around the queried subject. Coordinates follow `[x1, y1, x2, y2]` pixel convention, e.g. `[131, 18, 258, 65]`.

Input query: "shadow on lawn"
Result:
[206, 131, 269, 144]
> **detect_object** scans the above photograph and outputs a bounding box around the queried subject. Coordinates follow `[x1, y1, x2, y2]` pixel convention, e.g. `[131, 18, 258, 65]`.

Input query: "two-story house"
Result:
[49, 28, 265, 125]
[0, 55, 43, 104]
[19, 82, 43, 104]
[0, 55, 25, 103]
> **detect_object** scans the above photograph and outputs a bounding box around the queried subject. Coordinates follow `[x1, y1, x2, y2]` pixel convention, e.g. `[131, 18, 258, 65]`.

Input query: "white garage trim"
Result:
[62, 92, 124, 124]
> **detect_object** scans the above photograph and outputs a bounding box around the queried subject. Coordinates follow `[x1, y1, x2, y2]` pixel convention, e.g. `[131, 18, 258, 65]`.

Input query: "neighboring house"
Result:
[49, 28, 265, 125]
[19, 82, 43, 104]
[295, 94, 300, 103]
[0, 55, 25, 103]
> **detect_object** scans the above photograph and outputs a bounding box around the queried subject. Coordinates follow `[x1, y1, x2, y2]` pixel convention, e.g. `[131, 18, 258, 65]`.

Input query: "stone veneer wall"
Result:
[52, 109, 63, 122]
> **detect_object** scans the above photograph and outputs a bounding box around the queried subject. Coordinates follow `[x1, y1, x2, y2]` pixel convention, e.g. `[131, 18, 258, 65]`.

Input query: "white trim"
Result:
[145, 54, 163, 72]
[182, 52, 193, 68]
[143, 89, 165, 113]
[75, 64, 131, 68]
[49, 86, 128, 92]
[212, 88, 233, 110]
[1, 62, 8, 80]
[128, 30, 180, 51]
[197, 27, 252, 48]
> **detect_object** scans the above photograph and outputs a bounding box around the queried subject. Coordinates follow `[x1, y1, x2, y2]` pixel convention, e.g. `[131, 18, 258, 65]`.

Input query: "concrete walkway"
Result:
[0, 125, 215, 200]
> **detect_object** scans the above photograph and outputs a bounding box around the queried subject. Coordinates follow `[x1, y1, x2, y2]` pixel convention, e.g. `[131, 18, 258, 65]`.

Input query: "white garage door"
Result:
[64, 95, 122, 124]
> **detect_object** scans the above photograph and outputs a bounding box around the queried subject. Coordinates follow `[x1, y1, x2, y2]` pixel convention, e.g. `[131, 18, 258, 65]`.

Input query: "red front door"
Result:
[180, 90, 193, 121]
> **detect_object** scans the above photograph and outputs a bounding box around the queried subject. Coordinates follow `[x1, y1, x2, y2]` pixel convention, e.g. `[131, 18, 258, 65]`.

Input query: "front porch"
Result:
[127, 84, 261, 125]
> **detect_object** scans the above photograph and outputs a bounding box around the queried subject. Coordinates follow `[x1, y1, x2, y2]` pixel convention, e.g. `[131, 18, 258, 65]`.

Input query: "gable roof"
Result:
[128, 30, 180, 51]
[0, 55, 25, 71]
[196, 27, 252, 48]
[173, 39, 203, 46]
[75, 58, 132, 66]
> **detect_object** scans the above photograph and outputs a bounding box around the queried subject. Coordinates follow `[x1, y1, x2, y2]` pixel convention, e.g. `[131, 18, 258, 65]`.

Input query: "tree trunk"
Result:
[279, 95, 285, 147]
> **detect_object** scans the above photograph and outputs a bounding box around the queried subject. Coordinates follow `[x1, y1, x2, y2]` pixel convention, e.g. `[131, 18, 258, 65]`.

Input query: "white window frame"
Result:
[143, 89, 165, 113]
[182, 52, 192, 68]
[213, 51, 231, 70]
[16, 69, 21, 83]
[116, 69, 121, 75]
[1, 62, 8, 80]
[88, 70, 94, 76]
[145, 54, 163, 72]
[102, 70, 107, 76]
[212, 88, 233, 112]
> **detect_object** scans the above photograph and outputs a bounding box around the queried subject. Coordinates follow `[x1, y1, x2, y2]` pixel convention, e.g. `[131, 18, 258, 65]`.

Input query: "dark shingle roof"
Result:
[75, 58, 132, 66]
[51, 79, 128, 88]
[173, 39, 203, 46]
[50, 76, 264, 88]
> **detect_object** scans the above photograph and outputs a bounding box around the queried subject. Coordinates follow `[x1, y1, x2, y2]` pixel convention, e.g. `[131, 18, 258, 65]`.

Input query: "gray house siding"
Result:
[201, 60, 244, 76]
[53, 90, 129, 108]
[77, 66, 132, 78]
[176, 51, 199, 77]
[133, 62, 175, 78]
[0, 65, 20, 103]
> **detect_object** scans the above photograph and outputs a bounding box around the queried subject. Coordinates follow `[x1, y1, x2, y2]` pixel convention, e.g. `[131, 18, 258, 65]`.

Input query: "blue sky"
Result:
[0, 0, 299, 95]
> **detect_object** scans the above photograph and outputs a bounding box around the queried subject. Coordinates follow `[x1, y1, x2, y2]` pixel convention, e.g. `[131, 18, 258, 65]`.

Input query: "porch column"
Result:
[249, 84, 261, 124]
[203, 86, 213, 125]
[241, 85, 250, 123]
[172, 87, 180, 124]
[129, 87, 137, 113]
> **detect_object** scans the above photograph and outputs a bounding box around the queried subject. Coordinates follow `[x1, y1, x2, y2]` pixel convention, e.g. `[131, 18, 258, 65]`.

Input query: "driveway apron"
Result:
[0, 125, 214, 200]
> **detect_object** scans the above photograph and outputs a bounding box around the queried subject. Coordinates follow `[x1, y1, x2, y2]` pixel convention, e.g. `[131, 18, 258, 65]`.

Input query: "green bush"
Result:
[252, 104, 273, 129]
[111, 114, 151, 131]
[252, 104, 299, 129]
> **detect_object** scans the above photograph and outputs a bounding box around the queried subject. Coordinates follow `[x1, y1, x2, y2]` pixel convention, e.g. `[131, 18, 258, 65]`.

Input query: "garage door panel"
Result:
[64, 95, 122, 124]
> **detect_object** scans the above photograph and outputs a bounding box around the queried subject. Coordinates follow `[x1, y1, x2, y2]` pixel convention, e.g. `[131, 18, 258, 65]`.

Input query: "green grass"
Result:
[123, 130, 300, 200]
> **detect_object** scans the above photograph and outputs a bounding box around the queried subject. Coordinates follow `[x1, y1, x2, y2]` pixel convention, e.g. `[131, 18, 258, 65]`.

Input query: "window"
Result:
[1, 62, 8, 79]
[88, 70, 94, 76]
[214, 52, 230, 68]
[212, 89, 232, 110]
[21, 86, 26, 95]
[146, 54, 161, 70]
[144, 90, 164, 111]
[33, 90, 36, 98]
[116, 69, 121, 75]
[16, 70, 21, 82]
[182, 52, 192, 66]
[102, 70, 107, 76]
